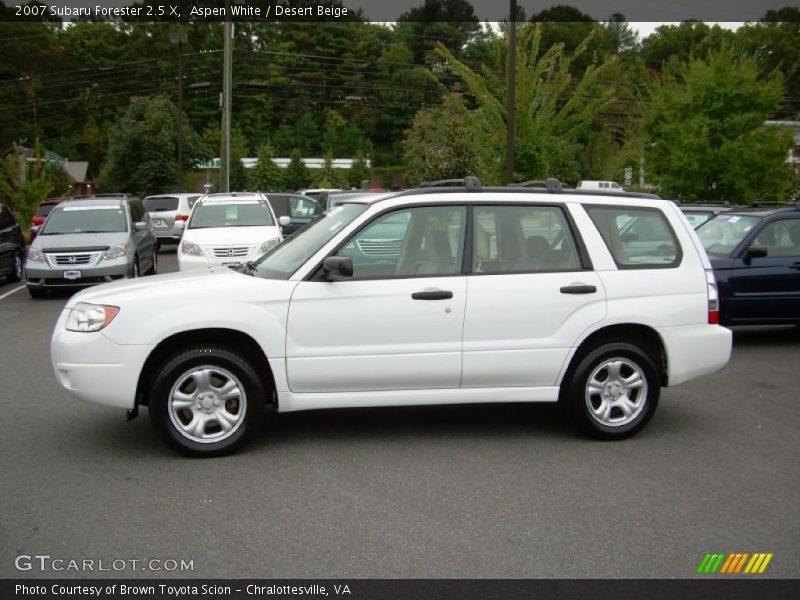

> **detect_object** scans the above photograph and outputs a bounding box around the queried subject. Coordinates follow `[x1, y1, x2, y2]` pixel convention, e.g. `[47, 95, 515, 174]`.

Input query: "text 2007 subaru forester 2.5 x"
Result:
[51, 179, 732, 456]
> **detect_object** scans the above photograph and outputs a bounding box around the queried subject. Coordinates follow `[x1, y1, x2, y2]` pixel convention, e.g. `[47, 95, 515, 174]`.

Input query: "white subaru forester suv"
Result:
[51, 179, 731, 456]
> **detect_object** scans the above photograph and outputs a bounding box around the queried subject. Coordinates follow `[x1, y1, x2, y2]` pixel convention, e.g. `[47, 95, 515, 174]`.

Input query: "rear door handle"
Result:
[560, 284, 597, 294]
[411, 290, 453, 300]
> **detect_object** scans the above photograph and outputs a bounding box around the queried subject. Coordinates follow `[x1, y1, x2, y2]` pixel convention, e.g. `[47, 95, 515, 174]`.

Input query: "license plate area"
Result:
[63, 270, 82, 280]
[152, 219, 168, 228]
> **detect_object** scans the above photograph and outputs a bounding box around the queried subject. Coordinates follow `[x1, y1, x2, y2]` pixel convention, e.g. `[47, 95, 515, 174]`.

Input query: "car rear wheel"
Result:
[132, 258, 140, 278]
[561, 342, 660, 440]
[148, 345, 267, 456]
[149, 250, 158, 275]
[7, 252, 23, 282]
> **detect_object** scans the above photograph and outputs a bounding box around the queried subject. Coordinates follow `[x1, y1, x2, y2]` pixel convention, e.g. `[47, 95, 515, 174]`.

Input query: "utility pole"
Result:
[169, 31, 188, 190]
[506, 0, 517, 184]
[221, 2, 233, 193]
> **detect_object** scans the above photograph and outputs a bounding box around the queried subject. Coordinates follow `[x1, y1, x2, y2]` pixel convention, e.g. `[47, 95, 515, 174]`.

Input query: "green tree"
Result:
[347, 150, 372, 188]
[396, 0, 481, 64]
[284, 148, 312, 191]
[428, 23, 618, 183]
[312, 152, 347, 188]
[249, 143, 285, 191]
[0, 144, 59, 228]
[229, 129, 249, 192]
[100, 95, 203, 196]
[403, 92, 492, 184]
[644, 45, 794, 203]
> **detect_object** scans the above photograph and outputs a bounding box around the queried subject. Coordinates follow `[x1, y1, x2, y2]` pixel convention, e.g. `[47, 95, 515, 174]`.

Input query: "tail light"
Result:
[31, 215, 46, 226]
[706, 269, 719, 324]
[175, 214, 188, 221]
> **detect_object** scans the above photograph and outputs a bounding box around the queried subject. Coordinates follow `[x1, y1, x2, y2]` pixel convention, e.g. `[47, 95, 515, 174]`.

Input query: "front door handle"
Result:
[412, 290, 453, 300]
[560, 284, 597, 294]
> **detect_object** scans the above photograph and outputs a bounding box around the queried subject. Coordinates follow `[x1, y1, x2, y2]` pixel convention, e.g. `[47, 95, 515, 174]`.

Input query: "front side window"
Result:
[188, 200, 274, 229]
[40, 206, 127, 235]
[289, 196, 318, 218]
[338, 205, 466, 279]
[254, 203, 368, 279]
[751, 219, 800, 258]
[696, 213, 762, 257]
[472, 205, 582, 273]
[586, 205, 681, 268]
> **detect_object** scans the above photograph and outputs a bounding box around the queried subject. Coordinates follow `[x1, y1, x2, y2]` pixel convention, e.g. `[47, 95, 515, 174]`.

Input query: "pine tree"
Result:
[249, 143, 285, 191]
[284, 148, 311, 191]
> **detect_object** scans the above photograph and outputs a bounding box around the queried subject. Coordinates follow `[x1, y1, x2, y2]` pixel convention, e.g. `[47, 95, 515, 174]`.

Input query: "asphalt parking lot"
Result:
[0, 248, 798, 579]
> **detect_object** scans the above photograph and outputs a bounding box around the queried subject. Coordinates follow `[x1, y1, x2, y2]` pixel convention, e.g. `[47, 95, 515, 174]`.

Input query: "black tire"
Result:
[156, 240, 163, 251]
[148, 345, 267, 457]
[132, 257, 140, 278]
[7, 251, 23, 282]
[28, 287, 46, 299]
[560, 342, 660, 440]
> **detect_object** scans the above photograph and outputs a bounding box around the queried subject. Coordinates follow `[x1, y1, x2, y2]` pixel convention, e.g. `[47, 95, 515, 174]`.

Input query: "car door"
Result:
[0, 206, 15, 274]
[129, 200, 155, 272]
[461, 204, 606, 387]
[286, 204, 468, 393]
[726, 217, 800, 323]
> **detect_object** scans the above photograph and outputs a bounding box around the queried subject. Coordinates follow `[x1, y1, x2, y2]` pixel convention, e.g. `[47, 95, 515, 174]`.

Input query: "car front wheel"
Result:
[7, 252, 23, 282]
[561, 342, 660, 440]
[148, 345, 267, 456]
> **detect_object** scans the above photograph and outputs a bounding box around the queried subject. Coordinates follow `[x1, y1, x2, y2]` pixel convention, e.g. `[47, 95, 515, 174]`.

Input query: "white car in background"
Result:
[177, 193, 288, 271]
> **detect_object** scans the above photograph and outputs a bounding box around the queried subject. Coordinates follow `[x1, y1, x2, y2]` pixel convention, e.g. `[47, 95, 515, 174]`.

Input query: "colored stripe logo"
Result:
[697, 552, 773, 574]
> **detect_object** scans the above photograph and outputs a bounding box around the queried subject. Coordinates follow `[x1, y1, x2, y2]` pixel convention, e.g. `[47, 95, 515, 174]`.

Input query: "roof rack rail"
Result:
[419, 176, 482, 192]
[508, 179, 563, 192]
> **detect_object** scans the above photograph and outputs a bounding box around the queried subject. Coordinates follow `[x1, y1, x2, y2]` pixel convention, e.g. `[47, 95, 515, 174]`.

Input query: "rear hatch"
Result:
[144, 196, 180, 230]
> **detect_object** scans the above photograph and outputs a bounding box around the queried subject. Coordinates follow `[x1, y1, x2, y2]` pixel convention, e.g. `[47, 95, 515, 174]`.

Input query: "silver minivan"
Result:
[144, 193, 201, 248]
[25, 197, 157, 298]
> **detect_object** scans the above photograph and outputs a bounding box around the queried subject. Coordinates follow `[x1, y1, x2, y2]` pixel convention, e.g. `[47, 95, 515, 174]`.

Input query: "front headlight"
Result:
[27, 247, 45, 262]
[259, 238, 280, 254]
[181, 240, 202, 256]
[66, 302, 120, 332]
[103, 244, 128, 260]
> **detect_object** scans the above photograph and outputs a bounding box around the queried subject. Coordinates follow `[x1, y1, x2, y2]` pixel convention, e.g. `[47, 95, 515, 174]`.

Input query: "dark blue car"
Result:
[696, 205, 800, 326]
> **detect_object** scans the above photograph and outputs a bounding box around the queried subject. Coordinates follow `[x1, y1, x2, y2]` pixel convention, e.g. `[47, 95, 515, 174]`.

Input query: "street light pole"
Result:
[506, 0, 517, 184]
[169, 31, 188, 190]
[221, 3, 233, 193]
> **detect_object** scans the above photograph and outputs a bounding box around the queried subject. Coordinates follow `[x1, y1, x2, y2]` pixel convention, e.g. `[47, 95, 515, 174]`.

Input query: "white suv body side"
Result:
[51, 190, 732, 455]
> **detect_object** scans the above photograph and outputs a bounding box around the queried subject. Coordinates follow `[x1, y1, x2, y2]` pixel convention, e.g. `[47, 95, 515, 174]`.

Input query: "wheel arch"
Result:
[562, 323, 668, 389]
[135, 328, 276, 408]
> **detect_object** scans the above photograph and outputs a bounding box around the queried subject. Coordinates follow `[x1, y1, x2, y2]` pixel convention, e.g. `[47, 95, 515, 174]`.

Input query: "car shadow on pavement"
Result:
[730, 325, 800, 347]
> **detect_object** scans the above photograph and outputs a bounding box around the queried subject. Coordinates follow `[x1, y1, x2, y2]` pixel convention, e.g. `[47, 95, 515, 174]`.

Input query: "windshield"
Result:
[188, 200, 274, 229]
[254, 203, 368, 279]
[682, 211, 715, 229]
[40, 206, 127, 234]
[696, 214, 761, 256]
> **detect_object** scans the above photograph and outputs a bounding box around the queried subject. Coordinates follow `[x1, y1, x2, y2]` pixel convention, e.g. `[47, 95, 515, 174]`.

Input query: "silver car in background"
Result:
[143, 193, 201, 248]
[24, 197, 157, 298]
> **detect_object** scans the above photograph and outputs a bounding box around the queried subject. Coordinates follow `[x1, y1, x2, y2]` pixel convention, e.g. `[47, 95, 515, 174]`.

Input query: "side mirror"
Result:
[279, 215, 291, 227]
[323, 256, 353, 281]
[134, 222, 147, 231]
[744, 245, 768, 260]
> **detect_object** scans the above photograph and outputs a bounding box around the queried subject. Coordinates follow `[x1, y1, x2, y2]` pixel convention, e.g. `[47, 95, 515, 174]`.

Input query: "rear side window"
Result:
[0, 206, 15, 229]
[586, 206, 681, 268]
[289, 196, 318, 218]
[129, 200, 145, 223]
[472, 205, 582, 273]
[36, 203, 58, 217]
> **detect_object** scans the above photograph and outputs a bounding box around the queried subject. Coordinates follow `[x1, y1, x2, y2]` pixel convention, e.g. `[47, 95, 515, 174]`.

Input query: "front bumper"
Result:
[26, 258, 131, 288]
[178, 253, 253, 271]
[51, 309, 153, 409]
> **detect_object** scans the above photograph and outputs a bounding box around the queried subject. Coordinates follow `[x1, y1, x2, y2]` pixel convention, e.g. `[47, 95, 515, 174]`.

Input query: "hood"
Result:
[707, 255, 736, 269]
[34, 231, 128, 251]
[181, 226, 281, 246]
[68, 268, 243, 307]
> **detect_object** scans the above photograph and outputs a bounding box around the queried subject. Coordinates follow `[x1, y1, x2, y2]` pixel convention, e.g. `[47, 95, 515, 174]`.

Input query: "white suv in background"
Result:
[51, 179, 731, 456]
[177, 192, 287, 271]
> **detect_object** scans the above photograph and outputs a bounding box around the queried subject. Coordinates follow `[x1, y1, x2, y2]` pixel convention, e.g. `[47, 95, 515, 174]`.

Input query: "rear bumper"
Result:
[658, 324, 732, 386]
[51, 310, 152, 409]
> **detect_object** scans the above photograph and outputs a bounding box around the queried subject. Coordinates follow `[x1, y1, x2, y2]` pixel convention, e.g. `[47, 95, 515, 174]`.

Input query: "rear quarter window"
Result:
[586, 205, 682, 269]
